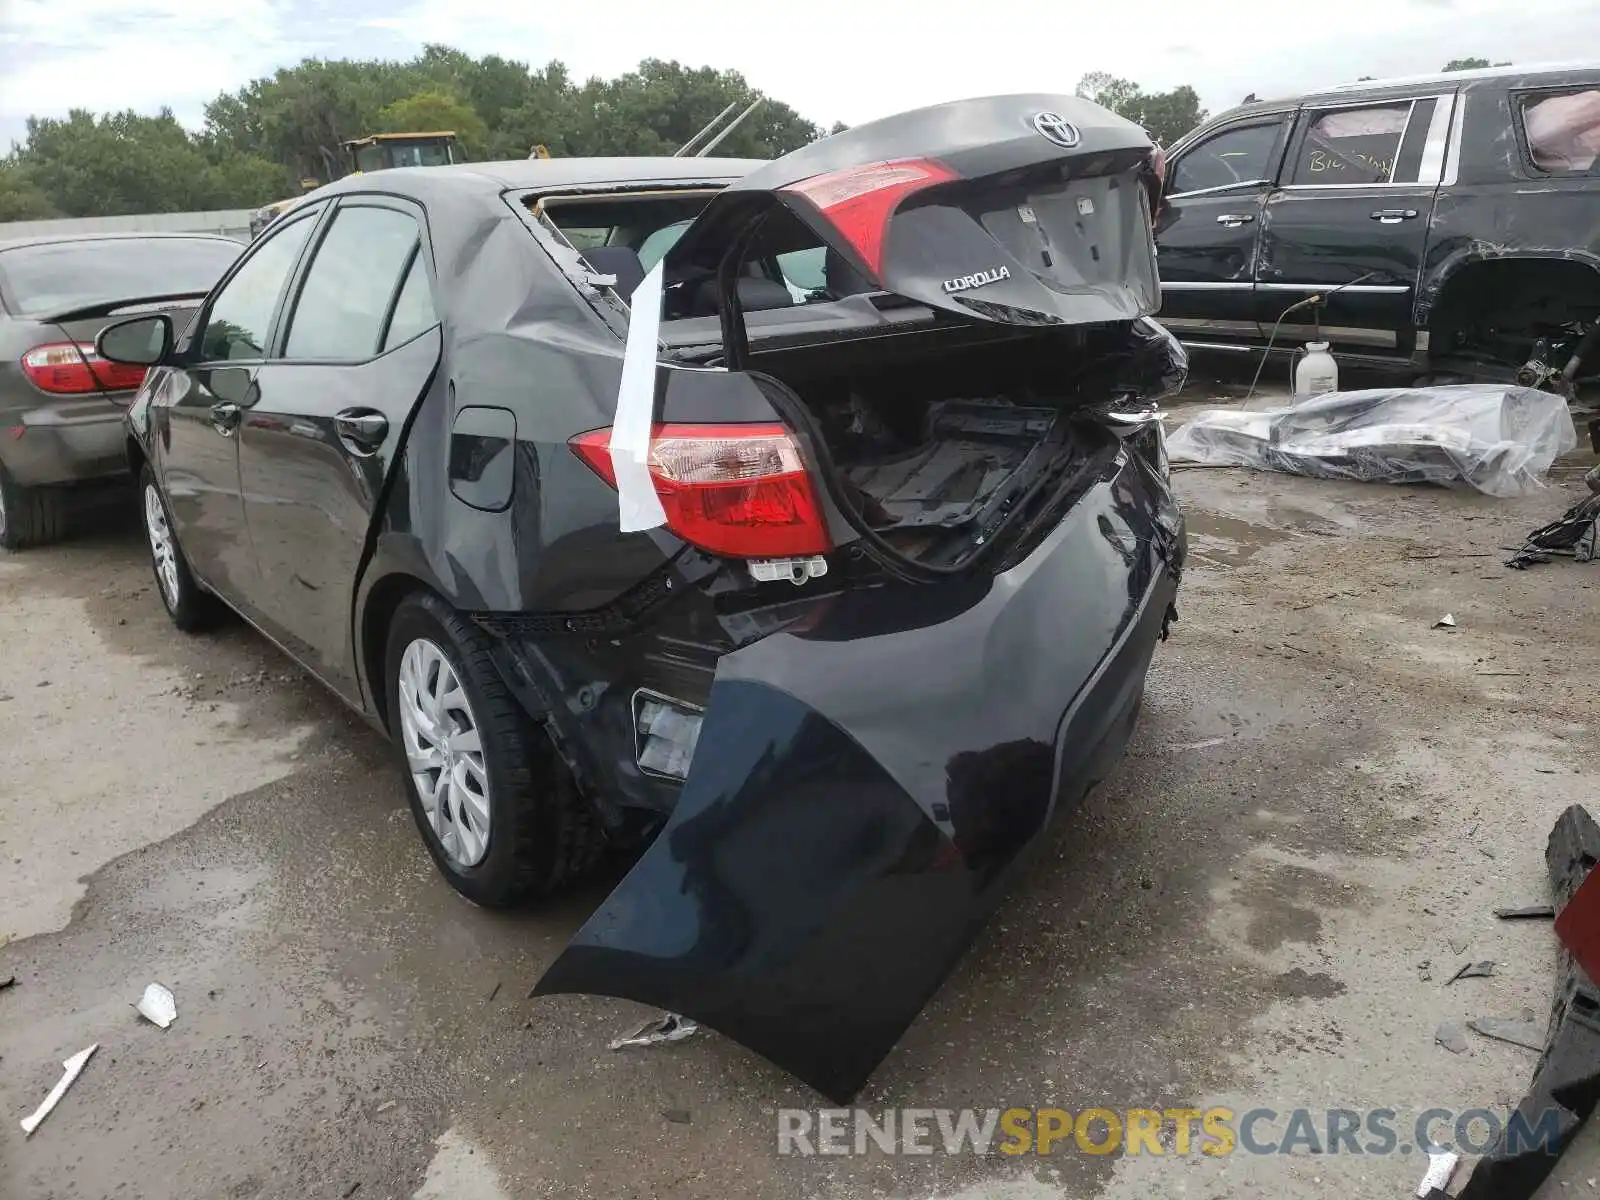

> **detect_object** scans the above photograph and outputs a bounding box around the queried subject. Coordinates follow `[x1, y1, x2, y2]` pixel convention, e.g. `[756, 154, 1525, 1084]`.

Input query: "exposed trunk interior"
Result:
[753, 324, 1147, 570]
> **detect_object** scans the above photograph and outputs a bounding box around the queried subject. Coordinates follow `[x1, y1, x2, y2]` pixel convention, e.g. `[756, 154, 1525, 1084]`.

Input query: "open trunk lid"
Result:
[660, 93, 1162, 351]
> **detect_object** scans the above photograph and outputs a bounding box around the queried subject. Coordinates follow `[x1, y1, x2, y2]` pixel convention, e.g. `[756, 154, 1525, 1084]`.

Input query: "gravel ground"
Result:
[1, 371, 1597, 1200]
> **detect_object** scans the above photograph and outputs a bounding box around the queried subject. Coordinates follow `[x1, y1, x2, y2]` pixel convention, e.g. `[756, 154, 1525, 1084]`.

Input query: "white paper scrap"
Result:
[20, 1044, 98, 1136]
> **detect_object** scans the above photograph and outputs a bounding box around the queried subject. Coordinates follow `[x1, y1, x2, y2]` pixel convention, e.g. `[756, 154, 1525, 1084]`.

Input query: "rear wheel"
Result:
[140, 465, 220, 631]
[385, 592, 603, 907]
[0, 463, 66, 551]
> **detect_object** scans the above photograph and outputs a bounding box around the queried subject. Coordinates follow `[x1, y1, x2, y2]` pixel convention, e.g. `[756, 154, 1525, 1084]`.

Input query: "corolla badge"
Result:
[942, 265, 1011, 294]
[1033, 111, 1081, 148]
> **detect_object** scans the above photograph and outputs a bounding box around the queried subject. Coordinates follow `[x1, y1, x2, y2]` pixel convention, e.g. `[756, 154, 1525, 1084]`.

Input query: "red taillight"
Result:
[782, 158, 958, 281]
[570, 422, 830, 559]
[20, 342, 147, 395]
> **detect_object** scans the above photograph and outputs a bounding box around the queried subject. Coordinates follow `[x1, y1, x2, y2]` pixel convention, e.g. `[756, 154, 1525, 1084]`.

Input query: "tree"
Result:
[1443, 57, 1510, 71]
[0, 163, 59, 220]
[1075, 73, 1207, 145]
[375, 89, 488, 158]
[5, 48, 838, 219]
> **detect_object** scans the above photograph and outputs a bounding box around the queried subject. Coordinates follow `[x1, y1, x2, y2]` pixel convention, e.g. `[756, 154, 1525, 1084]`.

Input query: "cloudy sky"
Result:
[2, 0, 1598, 150]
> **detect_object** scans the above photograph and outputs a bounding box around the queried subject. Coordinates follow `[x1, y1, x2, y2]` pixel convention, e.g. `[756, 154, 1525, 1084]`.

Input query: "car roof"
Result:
[0, 231, 243, 253]
[1194, 60, 1600, 134]
[317, 155, 765, 199]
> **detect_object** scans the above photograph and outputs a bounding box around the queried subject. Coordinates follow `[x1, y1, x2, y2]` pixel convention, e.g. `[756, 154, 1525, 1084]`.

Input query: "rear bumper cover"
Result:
[534, 450, 1184, 1101]
[3, 397, 129, 487]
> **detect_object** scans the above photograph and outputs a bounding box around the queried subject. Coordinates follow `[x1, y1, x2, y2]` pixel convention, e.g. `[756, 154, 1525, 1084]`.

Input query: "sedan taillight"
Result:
[20, 342, 147, 395]
[570, 422, 830, 559]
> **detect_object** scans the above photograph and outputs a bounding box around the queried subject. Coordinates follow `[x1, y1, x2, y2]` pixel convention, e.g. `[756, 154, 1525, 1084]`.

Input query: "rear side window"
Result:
[1289, 103, 1411, 185]
[382, 254, 438, 351]
[1520, 89, 1600, 173]
[0, 237, 239, 319]
[284, 205, 422, 360]
[198, 213, 318, 362]
[1168, 122, 1284, 194]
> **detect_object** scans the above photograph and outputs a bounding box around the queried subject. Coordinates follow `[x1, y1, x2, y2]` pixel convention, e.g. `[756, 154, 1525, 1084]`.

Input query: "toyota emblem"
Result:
[1033, 112, 1082, 149]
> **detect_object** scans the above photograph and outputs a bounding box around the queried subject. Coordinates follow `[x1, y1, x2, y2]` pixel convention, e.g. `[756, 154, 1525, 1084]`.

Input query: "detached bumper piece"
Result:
[1448, 805, 1600, 1199]
[534, 454, 1183, 1102]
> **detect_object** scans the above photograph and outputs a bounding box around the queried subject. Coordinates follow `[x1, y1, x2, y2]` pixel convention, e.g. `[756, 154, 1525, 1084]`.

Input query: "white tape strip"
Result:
[610, 261, 668, 533]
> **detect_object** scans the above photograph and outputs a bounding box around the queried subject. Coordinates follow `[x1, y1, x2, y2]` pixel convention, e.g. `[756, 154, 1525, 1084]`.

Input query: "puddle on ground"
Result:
[1184, 511, 1297, 567]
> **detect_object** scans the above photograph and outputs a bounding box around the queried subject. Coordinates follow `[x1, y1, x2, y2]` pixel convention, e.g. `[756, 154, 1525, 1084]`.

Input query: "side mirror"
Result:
[96, 314, 174, 367]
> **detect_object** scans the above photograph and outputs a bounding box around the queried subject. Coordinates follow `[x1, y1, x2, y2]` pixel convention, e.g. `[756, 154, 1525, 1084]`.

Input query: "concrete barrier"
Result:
[0, 210, 255, 243]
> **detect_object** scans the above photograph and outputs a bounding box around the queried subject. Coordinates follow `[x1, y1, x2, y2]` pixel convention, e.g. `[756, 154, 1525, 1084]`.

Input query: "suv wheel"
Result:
[385, 592, 603, 907]
[140, 465, 219, 630]
[0, 463, 66, 551]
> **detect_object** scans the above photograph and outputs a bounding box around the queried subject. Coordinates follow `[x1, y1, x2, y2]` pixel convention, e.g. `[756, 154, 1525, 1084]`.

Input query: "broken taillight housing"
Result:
[782, 158, 958, 281]
[20, 342, 147, 395]
[570, 422, 830, 559]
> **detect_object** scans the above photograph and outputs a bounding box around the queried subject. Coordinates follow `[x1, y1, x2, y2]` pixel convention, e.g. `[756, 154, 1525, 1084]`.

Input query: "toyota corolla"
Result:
[99, 94, 1187, 1102]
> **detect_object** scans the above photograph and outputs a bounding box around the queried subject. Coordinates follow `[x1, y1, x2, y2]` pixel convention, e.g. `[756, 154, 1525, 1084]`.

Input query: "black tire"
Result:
[384, 591, 603, 907]
[0, 462, 66, 551]
[139, 464, 221, 631]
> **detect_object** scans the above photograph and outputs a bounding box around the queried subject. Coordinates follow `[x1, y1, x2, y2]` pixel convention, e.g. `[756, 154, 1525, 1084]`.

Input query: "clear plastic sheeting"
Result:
[1167, 385, 1578, 497]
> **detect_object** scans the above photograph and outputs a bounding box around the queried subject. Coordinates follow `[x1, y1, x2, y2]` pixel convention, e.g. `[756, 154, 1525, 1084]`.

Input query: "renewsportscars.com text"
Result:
[776, 1106, 1563, 1157]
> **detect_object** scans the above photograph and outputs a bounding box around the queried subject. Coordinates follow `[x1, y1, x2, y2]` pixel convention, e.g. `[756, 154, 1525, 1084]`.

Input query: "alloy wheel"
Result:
[397, 637, 492, 868]
[143, 483, 180, 609]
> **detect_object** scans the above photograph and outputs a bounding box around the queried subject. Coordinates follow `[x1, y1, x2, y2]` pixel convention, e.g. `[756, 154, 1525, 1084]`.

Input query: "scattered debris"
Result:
[1436, 1023, 1469, 1054]
[1505, 489, 1600, 569]
[19, 1044, 98, 1136]
[1452, 805, 1600, 1197]
[375, 1100, 396, 1114]
[1434, 614, 1457, 629]
[1417, 1149, 1460, 1197]
[342, 1183, 361, 1198]
[1496, 904, 1556, 920]
[1447, 961, 1498, 984]
[1449, 937, 1470, 954]
[662, 1108, 692, 1124]
[1469, 1013, 1545, 1052]
[486, 981, 502, 1004]
[135, 983, 177, 1029]
[608, 1012, 699, 1051]
[0, 974, 15, 991]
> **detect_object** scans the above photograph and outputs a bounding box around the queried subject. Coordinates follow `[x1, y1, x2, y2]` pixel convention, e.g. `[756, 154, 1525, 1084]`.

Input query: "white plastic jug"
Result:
[1294, 342, 1339, 398]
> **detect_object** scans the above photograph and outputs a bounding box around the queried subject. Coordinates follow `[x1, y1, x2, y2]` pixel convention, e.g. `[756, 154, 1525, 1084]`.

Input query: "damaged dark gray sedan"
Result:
[101, 95, 1187, 1102]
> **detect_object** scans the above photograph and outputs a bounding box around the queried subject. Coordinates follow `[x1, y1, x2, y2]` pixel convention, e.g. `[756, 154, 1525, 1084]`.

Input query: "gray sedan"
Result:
[0, 233, 241, 549]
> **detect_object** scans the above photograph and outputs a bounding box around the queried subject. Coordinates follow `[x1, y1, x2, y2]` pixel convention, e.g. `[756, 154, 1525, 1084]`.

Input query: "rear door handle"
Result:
[1216, 213, 1256, 227]
[209, 402, 240, 436]
[335, 409, 389, 454]
[1370, 209, 1419, 223]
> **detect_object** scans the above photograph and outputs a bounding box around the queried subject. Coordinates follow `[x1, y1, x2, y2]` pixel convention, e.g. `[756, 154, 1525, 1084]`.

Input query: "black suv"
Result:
[1154, 63, 1600, 399]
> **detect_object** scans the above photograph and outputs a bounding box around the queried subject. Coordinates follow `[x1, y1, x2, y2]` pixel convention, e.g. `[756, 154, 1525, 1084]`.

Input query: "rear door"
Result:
[1255, 93, 1454, 353]
[154, 209, 322, 605]
[1153, 113, 1293, 339]
[237, 196, 441, 705]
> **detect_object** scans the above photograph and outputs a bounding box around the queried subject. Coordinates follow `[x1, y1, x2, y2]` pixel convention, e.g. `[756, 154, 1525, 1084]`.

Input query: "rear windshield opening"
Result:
[529, 189, 867, 320]
[661, 204, 875, 322]
[0, 237, 241, 318]
[527, 189, 721, 306]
